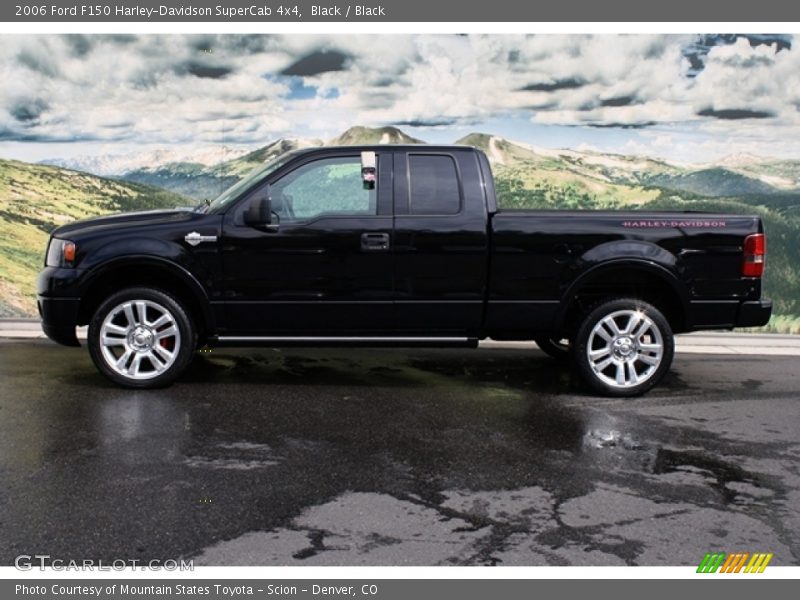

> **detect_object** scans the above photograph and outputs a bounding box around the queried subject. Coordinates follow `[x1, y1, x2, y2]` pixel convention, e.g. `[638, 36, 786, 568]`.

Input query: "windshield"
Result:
[206, 151, 298, 212]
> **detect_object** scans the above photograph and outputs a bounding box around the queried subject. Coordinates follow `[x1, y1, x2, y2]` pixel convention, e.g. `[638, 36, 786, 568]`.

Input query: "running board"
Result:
[213, 336, 477, 348]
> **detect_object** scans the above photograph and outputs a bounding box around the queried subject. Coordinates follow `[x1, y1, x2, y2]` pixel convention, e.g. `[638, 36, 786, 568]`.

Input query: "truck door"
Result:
[392, 150, 490, 336]
[220, 151, 394, 335]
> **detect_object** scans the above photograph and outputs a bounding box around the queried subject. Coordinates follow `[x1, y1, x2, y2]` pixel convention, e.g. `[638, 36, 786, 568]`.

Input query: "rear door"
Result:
[392, 149, 490, 336]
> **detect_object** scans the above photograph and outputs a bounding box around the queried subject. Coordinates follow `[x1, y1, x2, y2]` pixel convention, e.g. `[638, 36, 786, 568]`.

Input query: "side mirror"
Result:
[244, 191, 278, 231]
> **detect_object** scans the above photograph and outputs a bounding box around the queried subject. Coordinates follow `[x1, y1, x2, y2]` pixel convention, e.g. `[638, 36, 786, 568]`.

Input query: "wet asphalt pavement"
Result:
[0, 340, 798, 567]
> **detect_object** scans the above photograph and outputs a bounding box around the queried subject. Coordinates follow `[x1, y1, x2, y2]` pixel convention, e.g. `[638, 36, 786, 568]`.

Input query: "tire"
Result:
[88, 287, 196, 388]
[534, 336, 571, 361]
[573, 298, 674, 397]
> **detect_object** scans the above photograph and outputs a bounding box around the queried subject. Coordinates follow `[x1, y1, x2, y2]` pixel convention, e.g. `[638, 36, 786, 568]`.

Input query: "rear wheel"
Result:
[88, 287, 195, 388]
[573, 298, 674, 397]
[534, 336, 571, 361]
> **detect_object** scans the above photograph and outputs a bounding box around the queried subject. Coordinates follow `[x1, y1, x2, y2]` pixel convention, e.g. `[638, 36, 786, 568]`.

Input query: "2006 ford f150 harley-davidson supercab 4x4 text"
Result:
[37, 145, 771, 396]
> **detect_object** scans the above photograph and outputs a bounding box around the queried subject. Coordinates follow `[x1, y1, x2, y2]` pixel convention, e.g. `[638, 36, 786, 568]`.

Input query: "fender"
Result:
[556, 240, 689, 327]
[80, 253, 216, 332]
[80, 236, 192, 270]
[577, 240, 678, 268]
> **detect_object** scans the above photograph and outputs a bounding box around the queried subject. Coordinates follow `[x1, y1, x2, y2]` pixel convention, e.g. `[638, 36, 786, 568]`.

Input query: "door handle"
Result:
[361, 232, 390, 252]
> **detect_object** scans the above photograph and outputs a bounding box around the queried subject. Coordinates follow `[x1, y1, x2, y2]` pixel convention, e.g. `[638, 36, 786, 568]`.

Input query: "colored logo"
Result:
[697, 552, 773, 573]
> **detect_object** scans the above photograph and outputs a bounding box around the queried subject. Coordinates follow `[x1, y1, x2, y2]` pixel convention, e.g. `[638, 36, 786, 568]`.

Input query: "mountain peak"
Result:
[237, 137, 321, 165]
[454, 132, 548, 165]
[328, 126, 424, 146]
[454, 132, 495, 147]
[717, 152, 775, 167]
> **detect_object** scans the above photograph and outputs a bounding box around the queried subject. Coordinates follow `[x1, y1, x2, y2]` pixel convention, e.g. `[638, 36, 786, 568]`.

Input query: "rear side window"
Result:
[408, 155, 461, 215]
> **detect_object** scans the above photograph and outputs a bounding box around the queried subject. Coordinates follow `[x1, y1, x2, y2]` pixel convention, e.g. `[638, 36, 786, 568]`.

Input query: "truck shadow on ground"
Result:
[179, 347, 582, 392]
[175, 346, 694, 397]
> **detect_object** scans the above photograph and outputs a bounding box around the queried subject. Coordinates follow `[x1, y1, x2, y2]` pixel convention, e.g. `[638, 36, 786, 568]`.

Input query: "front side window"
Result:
[270, 156, 377, 223]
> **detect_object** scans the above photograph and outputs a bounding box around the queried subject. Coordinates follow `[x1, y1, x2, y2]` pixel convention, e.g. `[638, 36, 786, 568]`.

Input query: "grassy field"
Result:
[494, 164, 660, 209]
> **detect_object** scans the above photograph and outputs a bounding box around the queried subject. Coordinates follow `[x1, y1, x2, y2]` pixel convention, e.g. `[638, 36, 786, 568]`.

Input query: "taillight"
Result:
[742, 233, 765, 277]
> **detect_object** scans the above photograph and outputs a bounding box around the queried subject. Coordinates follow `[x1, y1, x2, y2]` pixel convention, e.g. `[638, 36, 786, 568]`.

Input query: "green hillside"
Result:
[122, 161, 238, 201]
[456, 132, 795, 198]
[644, 168, 779, 197]
[493, 164, 660, 208]
[0, 159, 188, 317]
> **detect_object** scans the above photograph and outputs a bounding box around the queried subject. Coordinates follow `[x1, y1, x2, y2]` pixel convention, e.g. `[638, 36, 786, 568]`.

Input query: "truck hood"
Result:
[51, 208, 197, 239]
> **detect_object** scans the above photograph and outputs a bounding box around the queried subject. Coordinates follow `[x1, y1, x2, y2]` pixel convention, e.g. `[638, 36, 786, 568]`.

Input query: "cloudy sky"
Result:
[1, 33, 798, 166]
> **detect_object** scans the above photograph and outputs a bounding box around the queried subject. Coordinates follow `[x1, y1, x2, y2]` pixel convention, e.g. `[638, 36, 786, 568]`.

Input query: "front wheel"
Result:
[88, 287, 196, 388]
[573, 298, 674, 397]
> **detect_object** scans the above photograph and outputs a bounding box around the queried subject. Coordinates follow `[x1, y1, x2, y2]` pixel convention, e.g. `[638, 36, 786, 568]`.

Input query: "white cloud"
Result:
[1, 34, 800, 160]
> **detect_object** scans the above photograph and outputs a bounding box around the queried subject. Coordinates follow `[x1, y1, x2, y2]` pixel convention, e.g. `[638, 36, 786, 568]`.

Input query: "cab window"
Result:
[270, 156, 377, 223]
[408, 154, 461, 215]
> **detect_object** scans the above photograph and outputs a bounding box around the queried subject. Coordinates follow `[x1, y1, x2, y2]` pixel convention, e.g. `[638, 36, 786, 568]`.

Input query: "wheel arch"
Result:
[77, 256, 215, 338]
[557, 259, 689, 336]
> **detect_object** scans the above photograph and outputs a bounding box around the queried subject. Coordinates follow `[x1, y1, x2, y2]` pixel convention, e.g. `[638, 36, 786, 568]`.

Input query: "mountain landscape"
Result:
[120, 138, 324, 200]
[43, 146, 253, 178]
[2, 125, 799, 332]
[119, 127, 420, 200]
[123, 127, 800, 206]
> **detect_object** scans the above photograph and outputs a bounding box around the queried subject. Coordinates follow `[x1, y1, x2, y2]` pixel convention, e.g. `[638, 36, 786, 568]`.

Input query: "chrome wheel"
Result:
[586, 309, 664, 389]
[99, 299, 181, 380]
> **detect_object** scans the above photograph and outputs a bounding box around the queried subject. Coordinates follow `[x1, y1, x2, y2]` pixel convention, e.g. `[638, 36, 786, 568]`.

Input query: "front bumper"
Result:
[37, 296, 81, 347]
[37, 266, 83, 347]
[735, 298, 773, 328]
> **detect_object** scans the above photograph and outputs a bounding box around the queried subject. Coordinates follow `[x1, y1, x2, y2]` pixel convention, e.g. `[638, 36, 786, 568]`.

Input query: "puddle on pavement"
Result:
[583, 429, 644, 451]
[652, 448, 769, 504]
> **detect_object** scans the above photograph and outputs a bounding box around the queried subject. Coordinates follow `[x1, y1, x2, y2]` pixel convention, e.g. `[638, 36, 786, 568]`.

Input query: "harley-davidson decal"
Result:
[622, 220, 727, 228]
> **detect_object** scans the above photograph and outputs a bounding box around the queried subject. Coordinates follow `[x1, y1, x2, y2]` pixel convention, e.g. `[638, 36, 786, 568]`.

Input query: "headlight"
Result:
[45, 238, 77, 267]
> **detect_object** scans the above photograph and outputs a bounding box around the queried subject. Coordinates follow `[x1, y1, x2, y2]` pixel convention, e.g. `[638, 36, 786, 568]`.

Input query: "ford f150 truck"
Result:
[37, 145, 771, 395]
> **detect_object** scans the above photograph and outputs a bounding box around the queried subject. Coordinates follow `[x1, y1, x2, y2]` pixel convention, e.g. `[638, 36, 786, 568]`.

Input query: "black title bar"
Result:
[4, 0, 800, 22]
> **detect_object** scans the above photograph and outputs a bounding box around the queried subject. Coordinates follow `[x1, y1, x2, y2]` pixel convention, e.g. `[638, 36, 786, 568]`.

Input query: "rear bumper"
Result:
[687, 298, 772, 331]
[37, 296, 81, 347]
[735, 298, 773, 328]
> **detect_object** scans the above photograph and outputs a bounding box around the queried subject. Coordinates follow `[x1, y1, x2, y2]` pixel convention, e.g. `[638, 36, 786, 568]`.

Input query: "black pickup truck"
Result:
[37, 145, 771, 395]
